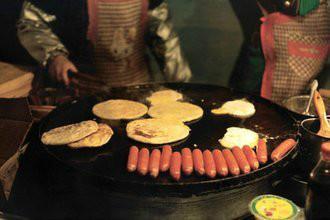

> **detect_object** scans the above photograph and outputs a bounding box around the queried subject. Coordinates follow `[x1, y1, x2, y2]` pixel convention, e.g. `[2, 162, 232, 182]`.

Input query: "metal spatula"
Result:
[303, 80, 318, 115]
[313, 90, 330, 138]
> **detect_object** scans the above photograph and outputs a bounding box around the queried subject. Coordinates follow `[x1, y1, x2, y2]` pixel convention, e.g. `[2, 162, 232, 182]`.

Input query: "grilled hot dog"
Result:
[182, 148, 193, 175]
[149, 149, 161, 178]
[127, 146, 139, 172]
[271, 138, 297, 162]
[232, 147, 251, 174]
[137, 148, 149, 175]
[160, 145, 172, 172]
[170, 152, 182, 181]
[257, 139, 268, 164]
[222, 149, 240, 176]
[193, 149, 205, 175]
[242, 145, 259, 170]
[203, 150, 216, 178]
[212, 149, 228, 177]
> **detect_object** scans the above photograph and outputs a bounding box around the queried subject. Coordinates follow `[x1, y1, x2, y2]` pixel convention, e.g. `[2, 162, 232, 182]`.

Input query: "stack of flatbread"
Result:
[41, 120, 113, 148]
[147, 89, 204, 123]
[125, 89, 204, 144]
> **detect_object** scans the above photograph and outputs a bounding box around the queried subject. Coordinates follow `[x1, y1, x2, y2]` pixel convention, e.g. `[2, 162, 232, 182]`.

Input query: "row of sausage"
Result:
[126, 138, 297, 181]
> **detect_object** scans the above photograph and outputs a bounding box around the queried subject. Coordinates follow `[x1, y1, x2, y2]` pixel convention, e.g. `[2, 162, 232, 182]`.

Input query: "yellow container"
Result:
[249, 195, 300, 220]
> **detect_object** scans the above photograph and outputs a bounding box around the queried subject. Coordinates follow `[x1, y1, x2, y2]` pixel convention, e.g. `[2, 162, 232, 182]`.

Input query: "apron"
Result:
[79, 0, 149, 91]
[259, 1, 330, 104]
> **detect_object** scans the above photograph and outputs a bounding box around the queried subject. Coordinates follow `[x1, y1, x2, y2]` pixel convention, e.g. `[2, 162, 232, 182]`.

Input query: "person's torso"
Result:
[86, 0, 150, 87]
[30, 0, 155, 88]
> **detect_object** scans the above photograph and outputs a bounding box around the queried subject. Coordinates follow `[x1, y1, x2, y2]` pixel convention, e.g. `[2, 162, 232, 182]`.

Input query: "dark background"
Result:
[0, 0, 329, 88]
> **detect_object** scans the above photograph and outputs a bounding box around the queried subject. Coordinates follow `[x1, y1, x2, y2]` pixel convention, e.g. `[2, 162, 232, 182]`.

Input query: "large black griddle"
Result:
[39, 83, 298, 196]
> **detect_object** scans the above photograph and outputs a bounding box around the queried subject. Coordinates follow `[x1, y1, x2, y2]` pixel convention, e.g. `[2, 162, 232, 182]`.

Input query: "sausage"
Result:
[192, 149, 205, 175]
[257, 139, 268, 164]
[149, 149, 161, 178]
[242, 145, 259, 170]
[170, 152, 181, 181]
[137, 148, 150, 175]
[203, 150, 216, 178]
[127, 146, 139, 172]
[181, 148, 193, 175]
[160, 145, 172, 172]
[222, 149, 240, 176]
[212, 149, 228, 177]
[271, 138, 297, 162]
[232, 146, 251, 174]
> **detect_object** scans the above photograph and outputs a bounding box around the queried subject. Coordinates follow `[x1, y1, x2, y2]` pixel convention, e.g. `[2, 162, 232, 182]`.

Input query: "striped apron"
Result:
[79, 0, 149, 91]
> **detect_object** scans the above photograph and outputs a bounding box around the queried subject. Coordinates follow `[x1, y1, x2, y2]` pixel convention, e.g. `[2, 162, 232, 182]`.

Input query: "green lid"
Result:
[249, 195, 300, 220]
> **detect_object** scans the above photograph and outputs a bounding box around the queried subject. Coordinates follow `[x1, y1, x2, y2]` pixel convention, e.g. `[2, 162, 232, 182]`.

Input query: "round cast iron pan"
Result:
[38, 83, 298, 196]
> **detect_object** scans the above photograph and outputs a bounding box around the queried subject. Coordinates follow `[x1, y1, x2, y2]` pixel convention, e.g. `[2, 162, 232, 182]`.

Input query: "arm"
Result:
[17, 1, 77, 85]
[147, 1, 192, 82]
[17, 1, 68, 66]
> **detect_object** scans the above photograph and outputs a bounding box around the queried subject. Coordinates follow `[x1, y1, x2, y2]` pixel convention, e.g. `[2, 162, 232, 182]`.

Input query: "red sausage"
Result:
[193, 149, 205, 175]
[149, 149, 161, 178]
[257, 139, 268, 164]
[127, 146, 139, 172]
[137, 148, 149, 176]
[212, 149, 228, 177]
[222, 149, 240, 176]
[242, 145, 259, 170]
[160, 145, 172, 172]
[232, 147, 251, 174]
[271, 138, 297, 162]
[203, 150, 216, 178]
[170, 152, 181, 181]
[181, 148, 193, 175]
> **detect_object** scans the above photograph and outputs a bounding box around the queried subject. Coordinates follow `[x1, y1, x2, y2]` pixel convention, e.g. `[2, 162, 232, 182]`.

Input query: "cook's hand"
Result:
[48, 55, 78, 86]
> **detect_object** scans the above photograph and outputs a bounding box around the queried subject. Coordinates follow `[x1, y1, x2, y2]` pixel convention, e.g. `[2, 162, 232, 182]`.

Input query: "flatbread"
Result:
[147, 89, 183, 105]
[92, 99, 148, 120]
[219, 127, 259, 149]
[211, 99, 256, 119]
[126, 118, 190, 144]
[41, 120, 99, 145]
[148, 102, 204, 122]
[68, 124, 114, 148]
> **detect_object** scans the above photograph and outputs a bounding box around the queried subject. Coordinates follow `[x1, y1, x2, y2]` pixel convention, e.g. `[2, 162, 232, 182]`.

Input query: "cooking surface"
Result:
[39, 83, 297, 194]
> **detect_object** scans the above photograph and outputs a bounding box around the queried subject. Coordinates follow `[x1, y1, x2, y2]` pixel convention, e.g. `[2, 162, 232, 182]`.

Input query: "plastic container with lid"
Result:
[249, 194, 300, 220]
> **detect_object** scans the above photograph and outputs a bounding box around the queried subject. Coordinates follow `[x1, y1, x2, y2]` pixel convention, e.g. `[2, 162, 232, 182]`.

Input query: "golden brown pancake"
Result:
[41, 120, 99, 145]
[147, 89, 183, 105]
[126, 118, 190, 144]
[92, 99, 148, 120]
[68, 123, 114, 148]
[148, 102, 204, 122]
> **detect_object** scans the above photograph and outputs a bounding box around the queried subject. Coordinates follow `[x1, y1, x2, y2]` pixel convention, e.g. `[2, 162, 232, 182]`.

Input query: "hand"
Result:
[48, 55, 78, 86]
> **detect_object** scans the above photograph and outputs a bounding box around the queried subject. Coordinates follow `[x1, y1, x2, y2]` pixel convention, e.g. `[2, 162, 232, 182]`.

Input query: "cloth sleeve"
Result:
[146, 1, 192, 82]
[17, 1, 69, 66]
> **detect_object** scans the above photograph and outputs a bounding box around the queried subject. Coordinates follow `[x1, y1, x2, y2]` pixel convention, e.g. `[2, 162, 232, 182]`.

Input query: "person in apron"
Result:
[230, 0, 329, 104]
[17, 0, 191, 93]
[259, 0, 329, 103]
